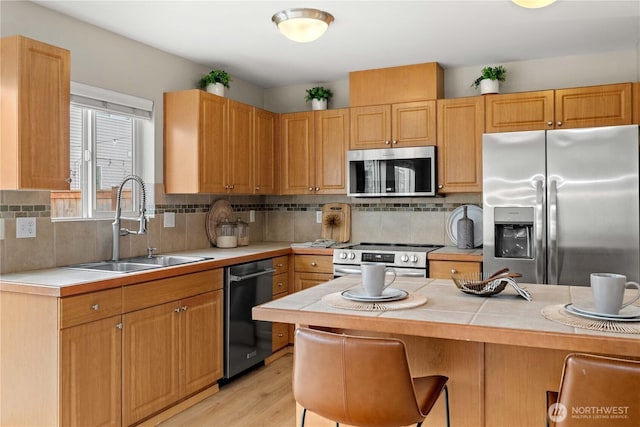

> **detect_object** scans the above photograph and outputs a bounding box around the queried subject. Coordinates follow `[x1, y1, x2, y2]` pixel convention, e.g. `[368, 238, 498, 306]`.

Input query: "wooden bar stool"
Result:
[293, 328, 450, 427]
[546, 353, 640, 427]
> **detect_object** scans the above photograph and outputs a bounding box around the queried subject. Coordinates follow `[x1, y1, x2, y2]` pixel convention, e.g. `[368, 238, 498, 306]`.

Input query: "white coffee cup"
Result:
[361, 262, 397, 297]
[590, 273, 640, 315]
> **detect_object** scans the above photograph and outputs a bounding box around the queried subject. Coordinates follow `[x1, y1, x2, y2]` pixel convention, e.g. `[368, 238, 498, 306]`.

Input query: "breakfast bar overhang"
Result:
[252, 276, 640, 427]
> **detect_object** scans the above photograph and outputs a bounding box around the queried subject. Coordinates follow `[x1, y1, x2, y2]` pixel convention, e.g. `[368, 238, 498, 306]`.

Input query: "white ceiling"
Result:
[33, 0, 640, 89]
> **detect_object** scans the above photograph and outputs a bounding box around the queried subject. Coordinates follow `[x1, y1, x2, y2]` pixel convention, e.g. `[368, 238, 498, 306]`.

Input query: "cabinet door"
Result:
[61, 316, 121, 427]
[199, 94, 228, 193]
[485, 90, 554, 133]
[314, 109, 349, 194]
[123, 302, 180, 426]
[180, 291, 223, 396]
[436, 97, 485, 193]
[392, 100, 436, 147]
[294, 272, 334, 291]
[1, 36, 70, 190]
[555, 83, 632, 129]
[280, 112, 314, 194]
[254, 108, 277, 194]
[227, 100, 254, 193]
[633, 82, 640, 125]
[349, 105, 392, 149]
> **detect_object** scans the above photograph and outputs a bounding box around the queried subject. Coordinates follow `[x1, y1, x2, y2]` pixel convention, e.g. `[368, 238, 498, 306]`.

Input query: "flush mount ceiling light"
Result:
[271, 8, 334, 43]
[512, 0, 557, 8]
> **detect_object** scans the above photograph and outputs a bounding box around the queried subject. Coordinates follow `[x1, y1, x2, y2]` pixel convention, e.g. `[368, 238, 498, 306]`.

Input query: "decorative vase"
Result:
[480, 79, 499, 95]
[457, 206, 474, 249]
[311, 99, 327, 111]
[206, 82, 225, 97]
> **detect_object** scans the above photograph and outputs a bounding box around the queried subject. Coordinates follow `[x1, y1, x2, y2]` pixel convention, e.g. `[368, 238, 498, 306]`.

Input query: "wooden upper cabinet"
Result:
[280, 112, 315, 194]
[314, 108, 349, 194]
[485, 83, 633, 133]
[253, 108, 277, 194]
[485, 90, 554, 133]
[350, 101, 436, 149]
[555, 83, 632, 128]
[164, 90, 227, 193]
[436, 96, 485, 193]
[227, 99, 254, 193]
[349, 62, 444, 107]
[1, 35, 70, 190]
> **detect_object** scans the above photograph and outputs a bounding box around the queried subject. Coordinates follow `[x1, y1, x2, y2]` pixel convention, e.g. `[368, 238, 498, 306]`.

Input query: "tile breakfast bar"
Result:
[252, 276, 640, 427]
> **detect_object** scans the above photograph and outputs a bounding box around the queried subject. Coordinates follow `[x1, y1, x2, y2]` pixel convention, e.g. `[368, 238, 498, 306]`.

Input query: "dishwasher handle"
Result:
[229, 268, 276, 282]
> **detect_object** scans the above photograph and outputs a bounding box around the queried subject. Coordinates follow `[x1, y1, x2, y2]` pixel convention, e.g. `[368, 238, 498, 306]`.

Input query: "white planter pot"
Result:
[480, 79, 500, 95]
[311, 99, 327, 111]
[206, 82, 225, 97]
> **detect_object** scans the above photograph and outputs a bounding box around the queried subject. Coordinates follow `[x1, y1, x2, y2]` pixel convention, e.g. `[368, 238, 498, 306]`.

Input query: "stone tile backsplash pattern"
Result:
[0, 188, 480, 274]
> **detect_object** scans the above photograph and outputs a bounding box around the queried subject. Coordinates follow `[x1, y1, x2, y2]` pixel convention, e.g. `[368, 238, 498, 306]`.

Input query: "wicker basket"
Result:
[451, 272, 508, 296]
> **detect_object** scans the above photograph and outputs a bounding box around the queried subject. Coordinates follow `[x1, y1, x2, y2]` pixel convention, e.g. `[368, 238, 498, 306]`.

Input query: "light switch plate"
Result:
[0, 219, 4, 240]
[316, 211, 322, 223]
[164, 212, 175, 228]
[16, 217, 36, 238]
[249, 210, 255, 223]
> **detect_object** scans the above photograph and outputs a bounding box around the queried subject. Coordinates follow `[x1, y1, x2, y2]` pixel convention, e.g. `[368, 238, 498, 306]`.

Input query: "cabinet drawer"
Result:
[430, 260, 481, 279]
[272, 255, 289, 274]
[123, 269, 222, 313]
[60, 288, 122, 329]
[272, 272, 289, 296]
[295, 255, 333, 274]
[272, 322, 289, 352]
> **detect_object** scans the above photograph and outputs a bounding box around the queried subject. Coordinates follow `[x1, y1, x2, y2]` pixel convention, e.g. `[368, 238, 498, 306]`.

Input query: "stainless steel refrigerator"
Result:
[483, 125, 639, 286]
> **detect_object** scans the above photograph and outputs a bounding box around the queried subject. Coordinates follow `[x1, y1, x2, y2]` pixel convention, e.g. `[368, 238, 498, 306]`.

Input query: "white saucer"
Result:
[569, 302, 640, 319]
[564, 304, 640, 322]
[341, 287, 408, 303]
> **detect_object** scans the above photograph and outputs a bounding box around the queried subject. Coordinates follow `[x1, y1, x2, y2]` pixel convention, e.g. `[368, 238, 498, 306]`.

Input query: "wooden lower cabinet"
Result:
[123, 290, 222, 426]
[61, 315, 122, 427]
[294, 254, 333, 291]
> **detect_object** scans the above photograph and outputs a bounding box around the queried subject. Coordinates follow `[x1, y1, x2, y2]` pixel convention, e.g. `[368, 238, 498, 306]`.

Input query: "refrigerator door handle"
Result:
[535, 179, 545, 284]
[548, 179, 558, 284]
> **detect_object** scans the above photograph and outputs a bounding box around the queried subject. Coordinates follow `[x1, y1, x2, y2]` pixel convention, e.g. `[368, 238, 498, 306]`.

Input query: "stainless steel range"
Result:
[333, 243, 443, 278]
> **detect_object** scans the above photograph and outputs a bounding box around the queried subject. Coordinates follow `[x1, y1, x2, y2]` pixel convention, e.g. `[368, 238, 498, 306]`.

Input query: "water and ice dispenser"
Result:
[493, 207, 533, 259]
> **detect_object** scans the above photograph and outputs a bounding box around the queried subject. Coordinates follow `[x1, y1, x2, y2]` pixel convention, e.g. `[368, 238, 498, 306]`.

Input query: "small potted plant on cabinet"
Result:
[305, 86, 333, 110]
[199, 69, 231, 97]
[472, 65, 506, 94]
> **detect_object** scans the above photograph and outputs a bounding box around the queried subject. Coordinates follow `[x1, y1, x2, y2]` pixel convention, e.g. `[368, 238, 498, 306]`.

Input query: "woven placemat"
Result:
[541, 304, 640, 334]
[322, 291, 428, 311]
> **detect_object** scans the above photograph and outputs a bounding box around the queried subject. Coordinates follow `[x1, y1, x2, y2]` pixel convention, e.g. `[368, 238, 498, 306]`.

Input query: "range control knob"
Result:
[400, 254, 409, 262]
[339, 252, 348, 260]
[410, 255, 419, 263]
[348, 252, 356, 260]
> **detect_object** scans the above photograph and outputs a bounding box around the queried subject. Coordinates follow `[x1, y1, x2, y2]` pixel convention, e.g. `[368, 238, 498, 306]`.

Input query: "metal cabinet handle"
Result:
[392, 140, 397, 144]
[277, 263, 283, 267]
[556, 121, 563, 127]
[181, 306, 188, 311]
[65, 177, 73, 184]
[174, 307, 181, 313]
[315, 187, 319, 192]
[91, 304, 100, 311]
[438, 184, 443, 189]
[278, 333, 284, 338]
[255, 186, 260, 190]
[385, 140, 390, 145]
[311, 262, 317, 267]
[308, 187, 313, 191]
[547, 121, 553, 127]
[116, 323, 123, 330]
[451, 269, 457, 274]
[277, 282, 284, 288]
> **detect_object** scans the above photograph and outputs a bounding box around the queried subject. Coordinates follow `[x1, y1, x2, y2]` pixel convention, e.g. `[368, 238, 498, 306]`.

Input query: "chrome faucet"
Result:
[112, 175, 148, 262]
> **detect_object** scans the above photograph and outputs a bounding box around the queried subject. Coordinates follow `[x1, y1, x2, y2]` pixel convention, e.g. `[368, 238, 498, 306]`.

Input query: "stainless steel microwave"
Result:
[347, 146, 436, 197]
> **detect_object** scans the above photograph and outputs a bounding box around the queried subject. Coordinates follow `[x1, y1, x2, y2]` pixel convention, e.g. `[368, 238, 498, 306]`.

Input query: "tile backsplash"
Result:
[0, 187, 480, 274]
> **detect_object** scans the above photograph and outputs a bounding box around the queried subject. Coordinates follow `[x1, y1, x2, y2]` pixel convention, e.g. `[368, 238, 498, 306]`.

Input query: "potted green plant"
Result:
[305, 86, 333, 110]
[471, 65, 506, 94]
[199, 69, 231, 97]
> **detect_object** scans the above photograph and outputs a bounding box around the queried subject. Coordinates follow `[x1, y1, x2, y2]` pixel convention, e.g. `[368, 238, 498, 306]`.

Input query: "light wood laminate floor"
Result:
[159, 354, 296, 427]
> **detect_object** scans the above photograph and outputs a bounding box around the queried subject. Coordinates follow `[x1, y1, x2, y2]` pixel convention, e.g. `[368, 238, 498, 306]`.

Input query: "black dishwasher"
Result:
[223, 259, 275, 379]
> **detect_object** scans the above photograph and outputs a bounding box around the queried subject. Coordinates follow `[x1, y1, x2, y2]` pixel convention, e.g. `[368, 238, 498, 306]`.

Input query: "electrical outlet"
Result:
[316, 211, 323, 223]
[16, 217, 36, 238]
[249, 210, 255, 223]
[0, 219, 4, 240]
[164, 212, 175, 228]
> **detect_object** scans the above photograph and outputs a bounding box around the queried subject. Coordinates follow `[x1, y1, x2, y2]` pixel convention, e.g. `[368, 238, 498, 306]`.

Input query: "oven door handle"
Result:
[334, 266, 425, 278]
[394, 271, 426, 278]
[229, 268, 276, 282]
[334, 267, 362, 275]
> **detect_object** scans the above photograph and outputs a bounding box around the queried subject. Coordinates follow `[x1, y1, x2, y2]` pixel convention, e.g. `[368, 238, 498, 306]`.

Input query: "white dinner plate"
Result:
[341, 287, 408, 302]
[563, 304, 640, 322]
[447, 205, 483, 248]
[567, 302, 640, 319]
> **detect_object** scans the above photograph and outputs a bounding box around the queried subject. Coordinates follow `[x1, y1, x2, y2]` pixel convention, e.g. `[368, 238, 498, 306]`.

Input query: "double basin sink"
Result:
[67, 255, 212, 274]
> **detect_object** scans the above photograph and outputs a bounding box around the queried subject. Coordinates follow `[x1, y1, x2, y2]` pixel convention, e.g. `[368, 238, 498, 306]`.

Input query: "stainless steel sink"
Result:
[123, 255, 211, 267]
[66, 255, 211, 273]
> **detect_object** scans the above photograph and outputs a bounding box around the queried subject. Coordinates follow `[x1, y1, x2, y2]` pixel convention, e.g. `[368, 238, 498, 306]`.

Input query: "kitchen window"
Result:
[51, 83, 153, 219]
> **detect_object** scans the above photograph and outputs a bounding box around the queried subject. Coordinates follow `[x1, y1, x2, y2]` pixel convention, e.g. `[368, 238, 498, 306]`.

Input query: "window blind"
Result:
[70, 81, 154, 120]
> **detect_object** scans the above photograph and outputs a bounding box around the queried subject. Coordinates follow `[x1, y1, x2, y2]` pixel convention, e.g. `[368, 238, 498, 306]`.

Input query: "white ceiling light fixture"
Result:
[272, 8, 334, 43]
[512, 0, 557, 8]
